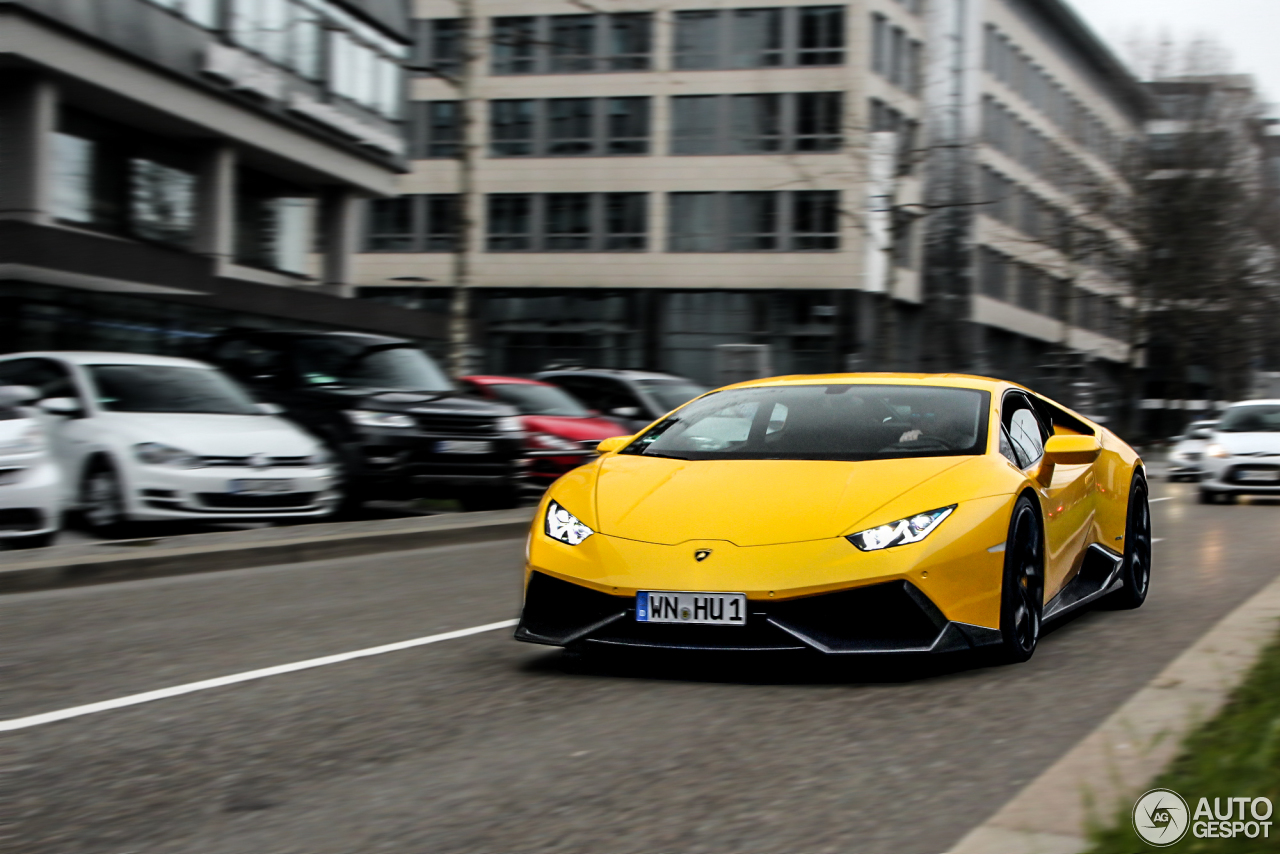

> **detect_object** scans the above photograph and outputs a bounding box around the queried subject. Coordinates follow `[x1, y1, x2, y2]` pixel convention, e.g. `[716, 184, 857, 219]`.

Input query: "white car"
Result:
[1199, 401, 1280, 504]
[0, 352, 340, 535]
[0, 386, 62, 549]
[1167, 419, 1218, 481]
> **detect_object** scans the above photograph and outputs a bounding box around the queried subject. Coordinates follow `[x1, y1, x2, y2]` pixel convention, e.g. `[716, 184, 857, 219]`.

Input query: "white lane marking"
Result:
[0, 619, 518, 733]
[1150, 497, 1174, 502]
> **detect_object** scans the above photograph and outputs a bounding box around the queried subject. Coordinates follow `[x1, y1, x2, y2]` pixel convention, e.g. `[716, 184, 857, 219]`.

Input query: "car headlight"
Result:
[848, 505, 956, 551]
[545, 499, 593, 545]
[133, 442, 204, 469]
[497, 416, 525, 433]
[1205, 443, 1230, 459]
[345, 410, 416, 429]
[1168, 450, 1186, 462]
[528, 432, 578, 451]
[0, 423, 44, 455]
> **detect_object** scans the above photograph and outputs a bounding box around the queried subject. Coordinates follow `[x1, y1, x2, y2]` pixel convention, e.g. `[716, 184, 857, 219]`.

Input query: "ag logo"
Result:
[694, 549, 712, 562]
[1133, 788, 1190, 846]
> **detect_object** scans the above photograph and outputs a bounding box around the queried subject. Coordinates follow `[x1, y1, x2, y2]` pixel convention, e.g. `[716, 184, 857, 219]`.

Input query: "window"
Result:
[52, 109, 197, 249]
[1002, 393, 1046, 468]
[668, 191, 841, 251]
[871, 14, 921, 94]
[0, 359, 79, 401]
[365, 195, 458, 252]
[329, 29, 402, 118]
[869, 98, 919, 172]
[493, 13, 653, 74]
[489, 98, 651, 157]
[230, 0, 322, 80]
[145, 0, 218, 28]
[235, 168, 314, 274]
[486, 194, 649, 252]
[412, 19, 461, 78]
[675, 6, 844, 70]
[978, 246, 1009, 300]
[672, 93, 843, 155]
[409, 101, 460, 158]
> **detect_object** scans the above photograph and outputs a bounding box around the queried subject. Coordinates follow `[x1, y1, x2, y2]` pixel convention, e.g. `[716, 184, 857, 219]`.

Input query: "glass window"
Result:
[488, 195, 533, 251]
[51, 133, 95, 224]
[88, 365, 260, 415]
[490, 100, 535, 156]
[431, 19, 461, 76]
[489, 383, 591, 417]
[1218, 405, 1280, 433]
[366, 197, 414, 251]
[728, 192, 779, 250]
[871, 13, 888, 75]
[550, 15, 596, 73]
[547, 99, 595, 155]
[796, 92, 843, 151]
[1003, 396, 1046, 466]
[364, 195, 457, 253]
[624, 385, 989, 461]
[669, 193, 719, 252]
[798, 6, 844, 65]
[604, 193, 647, 250]
[235, 168, 313, 275]
[544, 194, 592, 250]
[427, 101, 460, 158]
[731, 8, 783, 68]
[730, 94, 782, 153]
[293, 340, 452, 392]
[635, 379, 709, 412]
[327, 29, 402, 118]
[608, 13, 652, 70]
[671, 96, 720, 155]
[493, 17, 537, 74]
[425, 196, 459, 252]
[792, 191, 840, 250]
[606, 98, 650, 154]
[674, 11, 721, 70]
[129, 159, 196, 247]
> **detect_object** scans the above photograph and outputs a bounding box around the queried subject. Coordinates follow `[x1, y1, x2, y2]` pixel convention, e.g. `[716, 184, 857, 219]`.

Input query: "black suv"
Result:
[201, 331, 526, 511]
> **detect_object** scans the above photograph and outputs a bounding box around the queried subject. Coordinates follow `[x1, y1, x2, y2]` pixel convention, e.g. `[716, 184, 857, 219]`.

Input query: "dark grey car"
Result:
[535, 369, 708, 433]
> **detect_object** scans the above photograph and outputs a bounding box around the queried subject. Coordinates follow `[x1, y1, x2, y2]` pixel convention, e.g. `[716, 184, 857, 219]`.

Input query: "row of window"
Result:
[982, 96, 1079, 193]
[984, 25, 1123, 168]
[365, 191, 844, 254]
[977, 247, 1129, 339]
[413, 7, 848, 78]
[870, 14, 923, 95]
[409, 93, 848, 159]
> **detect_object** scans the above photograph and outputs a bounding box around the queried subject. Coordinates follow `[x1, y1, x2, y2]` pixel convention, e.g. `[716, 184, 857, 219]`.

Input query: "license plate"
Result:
[637, 591, 747, 626]
[229, 479, 295, 495]
[1237, 470, 1280, 482]
[436, 440, 493, 455]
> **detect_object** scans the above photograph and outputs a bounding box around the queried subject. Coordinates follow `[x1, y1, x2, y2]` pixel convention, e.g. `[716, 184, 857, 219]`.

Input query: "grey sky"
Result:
[1066, 0, 1279, 109]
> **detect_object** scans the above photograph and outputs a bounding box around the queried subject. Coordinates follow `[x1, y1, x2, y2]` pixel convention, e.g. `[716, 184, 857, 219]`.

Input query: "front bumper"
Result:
[515, 572, 1001, 655]
[124, 465, 339, 520]
[1199, 457, 1280, 494]
[341, 433, 528, 496]
[0, 454, 61, 538]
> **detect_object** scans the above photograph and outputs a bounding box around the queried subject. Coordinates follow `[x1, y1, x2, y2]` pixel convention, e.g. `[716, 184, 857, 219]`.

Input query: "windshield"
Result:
[1217, 405, 1280, 433]
[89, 366, 260, 415]
[622, 384, 990, 461]
[488, 383, 590, 417]
[635, 379, 708, 412]
[294, 338, 452, 392]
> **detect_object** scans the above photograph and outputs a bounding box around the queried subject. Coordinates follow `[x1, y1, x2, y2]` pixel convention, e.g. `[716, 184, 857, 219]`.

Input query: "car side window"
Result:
[553, 376, 639, 414]
[210, 339, 286, 383]
[1002, 394, 1046, 469]
[0, 358, 79, 401]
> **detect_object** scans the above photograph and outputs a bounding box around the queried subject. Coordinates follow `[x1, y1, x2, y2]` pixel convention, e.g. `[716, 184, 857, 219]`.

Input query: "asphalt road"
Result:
[4, 476, 1280, 854]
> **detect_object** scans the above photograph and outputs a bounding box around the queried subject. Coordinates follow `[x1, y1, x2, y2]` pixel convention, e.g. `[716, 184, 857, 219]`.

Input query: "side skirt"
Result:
[1043, 543, 1124, 623]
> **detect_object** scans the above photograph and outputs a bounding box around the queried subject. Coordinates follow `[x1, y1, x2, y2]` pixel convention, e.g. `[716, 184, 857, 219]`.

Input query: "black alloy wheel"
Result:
[81, 462, 129, 538]
[1111, 475, 1152, 609]
[997, 495, 1045, 664]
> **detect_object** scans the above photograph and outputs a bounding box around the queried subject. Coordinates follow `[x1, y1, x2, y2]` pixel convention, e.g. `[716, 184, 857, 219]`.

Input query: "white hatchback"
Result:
[0, 386, 61, 548]
[1199, 400, 1280, 504]
[0, 352, 340, 535]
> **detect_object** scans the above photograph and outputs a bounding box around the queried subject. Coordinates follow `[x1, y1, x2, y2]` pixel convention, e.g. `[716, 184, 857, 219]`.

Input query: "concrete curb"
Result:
[947, 570, 1280, 854]
[0, 509, 535, 594]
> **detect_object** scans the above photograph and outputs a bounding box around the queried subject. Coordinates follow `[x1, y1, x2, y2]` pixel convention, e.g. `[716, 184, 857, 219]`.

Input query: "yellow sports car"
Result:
[515, 374, 1150, 663]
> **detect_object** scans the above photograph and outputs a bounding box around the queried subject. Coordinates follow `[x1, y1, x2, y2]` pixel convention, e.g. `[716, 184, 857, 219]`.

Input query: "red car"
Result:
[459, 376, 628, 484]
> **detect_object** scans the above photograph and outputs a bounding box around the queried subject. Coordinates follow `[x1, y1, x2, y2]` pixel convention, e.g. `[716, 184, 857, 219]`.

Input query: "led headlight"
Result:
[528, 432, 578, 451]
[346, 410, 415, 429]
[1205, 442, 1229, 459]
[545, 499, 593, 545]
[848, 505, 956, 551]
[133, 442, 203, 469]
[0, 423, 44, 455]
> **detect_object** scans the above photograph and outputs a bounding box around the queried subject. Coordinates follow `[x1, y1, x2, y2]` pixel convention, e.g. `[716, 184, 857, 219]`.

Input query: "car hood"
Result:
[522, 414, 629, 441]
[592, 454, 972, 547]
[1213, 432, 1280, 455]
[96, 412, 318, 456]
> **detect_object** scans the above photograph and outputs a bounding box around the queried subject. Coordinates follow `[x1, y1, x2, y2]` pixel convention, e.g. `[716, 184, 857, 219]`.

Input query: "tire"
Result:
[3, 531, 55, 549]
[1110, 475, 1152, 610]
[996, 494, 1045, 664]
[1198, 488, 1214, 505]
[80, 462, 131, 538]
[459, 487, 520, 512]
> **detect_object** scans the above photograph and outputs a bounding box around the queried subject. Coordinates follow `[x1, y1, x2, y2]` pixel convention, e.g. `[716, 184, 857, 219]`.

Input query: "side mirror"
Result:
[610, 406, 641, 419]
[1189, 428, 1212, 440]
[39, 397, 83, 418]
[1044, 434, 1101, 465]
[0, 385, 39, 407]
[257, 402, 284, 415]
[596, 435, 634, 454]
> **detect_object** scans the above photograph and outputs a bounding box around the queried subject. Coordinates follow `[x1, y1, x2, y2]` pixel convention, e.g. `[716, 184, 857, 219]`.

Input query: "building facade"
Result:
[0, 0, 444, 355]
[354, 0, 1144, 411]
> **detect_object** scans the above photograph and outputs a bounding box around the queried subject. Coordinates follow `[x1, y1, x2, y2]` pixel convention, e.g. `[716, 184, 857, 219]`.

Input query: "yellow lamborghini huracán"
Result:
[515, 374, 1150, 663]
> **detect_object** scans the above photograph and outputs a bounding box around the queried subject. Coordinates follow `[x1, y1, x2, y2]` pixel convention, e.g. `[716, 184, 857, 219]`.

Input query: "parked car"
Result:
[0, 353, 340, 536]
[0, 385, 61, 549]
[459, 375, 628, 485]
[200, 331, 527, 511]
[1199, 401, 1280, 504]
[1167, 419, 1218, 481]
[534, 369, 709, 433]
